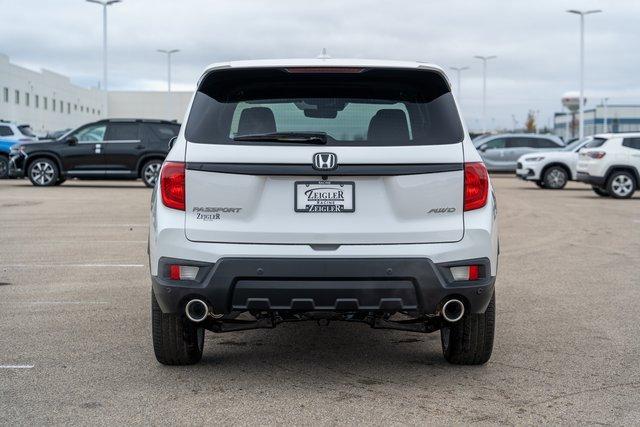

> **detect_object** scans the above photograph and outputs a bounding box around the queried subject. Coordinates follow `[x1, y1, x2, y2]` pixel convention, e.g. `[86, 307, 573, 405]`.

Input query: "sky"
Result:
[2, 0, 640, 131]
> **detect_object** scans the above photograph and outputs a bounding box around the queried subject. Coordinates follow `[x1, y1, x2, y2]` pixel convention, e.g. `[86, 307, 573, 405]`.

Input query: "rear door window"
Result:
[505, 138, 530, 148]
[145, 123, 179, 143]
[622, 137, 640, 150]
[106, 123, 140, 141]
[185, 67, 463, 146]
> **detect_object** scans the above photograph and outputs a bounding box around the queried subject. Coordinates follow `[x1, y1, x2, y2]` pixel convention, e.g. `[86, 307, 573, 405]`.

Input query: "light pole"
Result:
[86, 0, 121, 116]
[567, 9, 602, 139]
[157, 49, 180, 92]
[474, 55, 497, 133]
[449, 66, 469, 104]
[157, 49, 179, 120]
[602, 97, 609, 133]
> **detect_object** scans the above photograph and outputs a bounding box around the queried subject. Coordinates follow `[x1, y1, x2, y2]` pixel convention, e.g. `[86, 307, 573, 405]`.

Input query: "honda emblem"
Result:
[312, 153, 338, 171]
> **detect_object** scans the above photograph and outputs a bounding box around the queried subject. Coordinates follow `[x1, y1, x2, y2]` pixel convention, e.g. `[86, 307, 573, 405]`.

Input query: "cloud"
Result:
[3, 0, 639, 129]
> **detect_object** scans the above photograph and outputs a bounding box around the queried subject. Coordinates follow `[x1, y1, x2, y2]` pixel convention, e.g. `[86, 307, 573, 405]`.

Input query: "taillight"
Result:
[464, 162, 489, 211]
[450, 265, 481, 281]
[168, 264, 199, 281]
[160, 161, 185, 211]
[587, 151, 606, 159]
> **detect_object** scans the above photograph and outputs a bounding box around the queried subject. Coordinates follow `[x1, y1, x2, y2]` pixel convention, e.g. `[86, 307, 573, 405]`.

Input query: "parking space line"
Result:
[3, 264, 144, 268]
[8, 240, 147, 244]
[0, 365, 34, 369]
[0, 301, 109, 305]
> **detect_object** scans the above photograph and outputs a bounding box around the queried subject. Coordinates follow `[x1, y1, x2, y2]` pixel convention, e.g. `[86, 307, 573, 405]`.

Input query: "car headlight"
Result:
[524, 156, 545, 162]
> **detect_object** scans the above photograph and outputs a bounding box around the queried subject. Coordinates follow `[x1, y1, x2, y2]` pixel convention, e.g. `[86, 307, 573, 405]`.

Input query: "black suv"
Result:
[11, 119, 180, 187]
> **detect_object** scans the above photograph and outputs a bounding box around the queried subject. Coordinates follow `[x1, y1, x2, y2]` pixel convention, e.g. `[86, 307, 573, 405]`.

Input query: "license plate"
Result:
[295, 181, 355, 213]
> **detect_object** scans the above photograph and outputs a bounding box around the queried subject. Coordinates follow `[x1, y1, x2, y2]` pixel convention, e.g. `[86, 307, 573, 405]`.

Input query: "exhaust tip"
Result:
[185, 299, 209, 322]
[442, 299, 465, 322]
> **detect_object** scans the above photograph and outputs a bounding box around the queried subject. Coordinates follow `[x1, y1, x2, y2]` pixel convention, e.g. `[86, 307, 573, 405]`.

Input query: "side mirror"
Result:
[168, 136, 177, 150]
[66, 136, 78, 146]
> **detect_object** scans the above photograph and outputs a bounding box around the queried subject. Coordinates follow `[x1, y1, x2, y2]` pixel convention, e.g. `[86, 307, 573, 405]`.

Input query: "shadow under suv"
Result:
[10, 119, 180, 187]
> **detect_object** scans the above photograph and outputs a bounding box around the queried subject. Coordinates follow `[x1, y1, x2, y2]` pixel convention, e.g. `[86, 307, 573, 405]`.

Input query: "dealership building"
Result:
[0, 53, 190, 134]
[554, 104, 640, 140]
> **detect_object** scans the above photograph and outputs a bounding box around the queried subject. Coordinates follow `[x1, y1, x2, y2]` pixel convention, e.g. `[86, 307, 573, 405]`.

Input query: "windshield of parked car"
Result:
[185, 67, 463, 146]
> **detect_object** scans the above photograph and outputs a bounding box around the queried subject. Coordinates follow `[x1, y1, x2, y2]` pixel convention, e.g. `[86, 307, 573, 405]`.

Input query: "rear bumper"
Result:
[576, 171, 606, 187]
[152, 256, 495, 316]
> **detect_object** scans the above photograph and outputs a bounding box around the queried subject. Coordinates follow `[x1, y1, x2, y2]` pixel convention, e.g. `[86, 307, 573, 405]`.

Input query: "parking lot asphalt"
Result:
[0, 176, 639, 425]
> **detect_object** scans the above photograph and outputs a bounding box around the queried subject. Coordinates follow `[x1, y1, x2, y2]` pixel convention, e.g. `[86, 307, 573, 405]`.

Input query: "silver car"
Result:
[474, 134, 565, 172]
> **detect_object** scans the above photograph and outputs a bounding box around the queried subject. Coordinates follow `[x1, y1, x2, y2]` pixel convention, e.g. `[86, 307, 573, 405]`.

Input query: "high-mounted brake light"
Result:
[464, 162, 489, 211]
[284, 67, 366, 74]
[160, 161, 185, 211]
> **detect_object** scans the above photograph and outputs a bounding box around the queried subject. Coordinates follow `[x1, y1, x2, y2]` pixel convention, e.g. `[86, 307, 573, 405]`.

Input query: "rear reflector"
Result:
[169, 265, 199, 281]
[450, 265, 481, 281]
[464, 162, 489, 211]
[160, 161, 185, 211]
[469, 265, 479, 281]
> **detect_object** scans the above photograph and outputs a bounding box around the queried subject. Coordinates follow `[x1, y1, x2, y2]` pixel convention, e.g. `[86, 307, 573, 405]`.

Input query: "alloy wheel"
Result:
[31, 161, 55, 185]
[611, 174, 633, 197]
[144, 163, 162, 186]
[546, 168, 567, 188]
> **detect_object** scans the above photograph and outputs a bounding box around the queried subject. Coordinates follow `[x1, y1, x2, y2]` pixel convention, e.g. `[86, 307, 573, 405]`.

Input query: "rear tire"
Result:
[542, 166, 568, 189]
[606, 171, 636, 199]
[141, 159, 162, 188]
[152, 290, 204, 365]
[54, 177, 66, 186]
[440, 293, 495, 365]
[535, 181, 545, 188]
[592, 186, 609, 197]
[27, 158, 59, 187]
[0, 156, 8, 179]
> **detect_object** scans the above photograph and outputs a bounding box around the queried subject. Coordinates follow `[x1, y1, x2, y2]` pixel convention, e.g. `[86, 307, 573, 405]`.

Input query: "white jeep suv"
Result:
[149, 59, 499, 366]
[577, 133, 640, 198]
[516, 136, 598, 189]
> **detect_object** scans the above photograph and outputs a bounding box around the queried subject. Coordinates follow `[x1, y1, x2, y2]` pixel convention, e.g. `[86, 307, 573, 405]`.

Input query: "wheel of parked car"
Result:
[151, 291, 204, 365]
[0, 156, 8, 179]
[535, 181, 545, 188]
[440, 292, 495, 365]
[606, 171, 636, 199]
[54, 177, 67, 186]
[142, 160, 163, 188]
[542, 166, 568, 189]
[27, 158, 59, 187]
[592, 186, 609, 197]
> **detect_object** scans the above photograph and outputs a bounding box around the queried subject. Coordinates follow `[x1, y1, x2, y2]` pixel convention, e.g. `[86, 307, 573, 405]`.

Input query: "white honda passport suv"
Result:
[149, 59, 499, 366]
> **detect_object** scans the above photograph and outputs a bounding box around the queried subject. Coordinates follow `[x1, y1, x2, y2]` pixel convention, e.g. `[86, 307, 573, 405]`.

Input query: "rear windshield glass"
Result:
[18, 125, 36, 137]
[584, 137, 607, 149]
[185, 67, 463, 146]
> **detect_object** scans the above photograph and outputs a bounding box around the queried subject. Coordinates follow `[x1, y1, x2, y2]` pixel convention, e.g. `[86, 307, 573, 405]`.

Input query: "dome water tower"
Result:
[561, 91, 584, 140]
